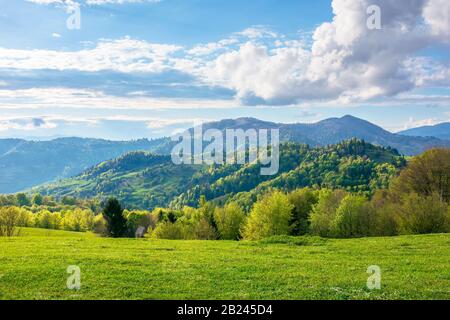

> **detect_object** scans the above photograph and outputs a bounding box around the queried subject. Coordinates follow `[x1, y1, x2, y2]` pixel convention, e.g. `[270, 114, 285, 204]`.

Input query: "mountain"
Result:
[199, 116, 450, 156]
[35, 140, 406, 210]
[1, 115, 448, 194]
[398, 122, 450, 141]
[0, 137, 172, 194]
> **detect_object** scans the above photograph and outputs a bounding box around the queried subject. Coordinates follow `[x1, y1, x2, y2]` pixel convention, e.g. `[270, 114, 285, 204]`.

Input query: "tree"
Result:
[102, 198, 127, 238]
[243, 191, 293, 240]
[391, 148, 450, 203]
[214, 203, 246, 240]
[16, 193, 30, 207]
[397, 193, 450, 234]
[309, 189, 347, 237]
[32, 193, 44, 206]
[288, 188, 318, 235]
[333, 195, 372, 238]
[0, 207, 20, 237]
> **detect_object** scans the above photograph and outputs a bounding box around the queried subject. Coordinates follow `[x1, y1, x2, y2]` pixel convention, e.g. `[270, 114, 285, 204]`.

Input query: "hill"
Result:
[35, 140, 406, 210]
[0, 137, 171, 194]
[398, 122, 450, 140]
[2, 115, 447, 194]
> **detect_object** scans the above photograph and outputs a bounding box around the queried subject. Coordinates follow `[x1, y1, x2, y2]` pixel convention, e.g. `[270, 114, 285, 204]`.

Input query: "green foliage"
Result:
[32, 194, 43, 206]
[309, 189, 347, 237]
[149, 221, 186, 240]
[397, 193, 450, 234]
[391, 148, 450, 203]
[243, 191, 293, 240]
[288, 188, 318, 235]
[333, 195, 372, 238]
[60, 209, 95, 232]
[36, 140, 404, 211]
[214, 203, 246, 240]
[102, 198, 127, 238]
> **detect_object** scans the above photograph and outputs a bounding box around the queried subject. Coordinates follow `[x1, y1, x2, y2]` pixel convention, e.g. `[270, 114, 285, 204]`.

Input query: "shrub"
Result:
[0, 207, 20, 237]
[309, 189, 347, 237]
[397, 193, 450, 234]
[93, 215, 108, 236]
[243, 191, 293, 240]
[61, 209, 95, 232]
[125, 210, 155, 237]
[333, 195, 372, 238]
[214, 203, 246, 240]
[369, 190, 399, 236]
[149, 221, 186, 240]
[36, 210, 61, 230]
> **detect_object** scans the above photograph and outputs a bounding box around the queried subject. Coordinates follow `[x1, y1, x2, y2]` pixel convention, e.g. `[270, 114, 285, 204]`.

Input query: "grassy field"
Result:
[0, 228, 449, 300]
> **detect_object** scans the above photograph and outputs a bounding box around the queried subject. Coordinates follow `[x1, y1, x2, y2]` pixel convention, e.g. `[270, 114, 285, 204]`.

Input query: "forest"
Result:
[1, 142, 449, 241]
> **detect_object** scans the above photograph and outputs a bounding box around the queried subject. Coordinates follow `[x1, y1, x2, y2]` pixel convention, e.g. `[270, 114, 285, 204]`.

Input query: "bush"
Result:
[125, 210, 155, 237]
[369, 190, 399, 236]
[149, 221, 186, 240]
[390, 148, 450, 203]
[61, 209, 95, 232]
[0, 207, 20, 237]
[214, 203, 246, 240]
[309, 189, 347, 237]
[288, 188, 318, 235]
[93, 215, 108, 236]
[36, 210, 61, 230]
[397, 193, 450, 234]
[243, 191, 293, 240]
[333, 195, 372, 238]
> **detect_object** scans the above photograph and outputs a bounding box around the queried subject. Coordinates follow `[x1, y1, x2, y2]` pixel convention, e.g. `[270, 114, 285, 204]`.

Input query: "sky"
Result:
[0, 0, 449, 140]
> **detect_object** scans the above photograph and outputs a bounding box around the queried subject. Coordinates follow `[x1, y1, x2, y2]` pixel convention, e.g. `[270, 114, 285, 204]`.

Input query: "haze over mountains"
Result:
[0, 115, 449, 194]
[399, 122, 450, 141]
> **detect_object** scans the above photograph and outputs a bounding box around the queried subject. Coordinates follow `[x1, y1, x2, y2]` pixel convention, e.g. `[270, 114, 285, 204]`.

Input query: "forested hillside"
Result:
[35, 139, 406, 210]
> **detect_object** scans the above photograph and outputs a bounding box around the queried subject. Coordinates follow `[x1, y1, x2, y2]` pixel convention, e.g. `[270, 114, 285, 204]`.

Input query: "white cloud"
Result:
[195, 0, 450, 105]
[423, 0, 450, 41]
[0, 38, 182, 73]
[7, 0, 450, 107]
[52, 32, 62, 38]
[402, 117, 449, 130]
[0, 87, 237, 110]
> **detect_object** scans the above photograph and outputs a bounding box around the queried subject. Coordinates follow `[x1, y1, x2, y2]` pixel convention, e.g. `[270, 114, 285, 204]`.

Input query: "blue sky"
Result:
[0, 0, 449, 140]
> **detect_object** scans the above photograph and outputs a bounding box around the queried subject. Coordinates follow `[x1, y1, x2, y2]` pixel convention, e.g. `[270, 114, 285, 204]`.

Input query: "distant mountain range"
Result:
[1, 115, 449, 194]
[398, 122, 450, 141]
[199, 116, 450, 156]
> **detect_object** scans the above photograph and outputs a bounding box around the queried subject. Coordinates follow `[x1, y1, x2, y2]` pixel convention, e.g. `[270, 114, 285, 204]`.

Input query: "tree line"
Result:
[1, 148, 449, 240]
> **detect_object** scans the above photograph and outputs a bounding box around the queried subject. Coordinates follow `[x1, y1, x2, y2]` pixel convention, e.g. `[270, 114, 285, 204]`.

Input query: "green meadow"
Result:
[0, 228, 448, 300]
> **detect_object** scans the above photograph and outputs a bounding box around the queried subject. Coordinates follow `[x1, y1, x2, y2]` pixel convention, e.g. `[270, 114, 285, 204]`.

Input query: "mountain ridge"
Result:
[1, 115, 449, 194]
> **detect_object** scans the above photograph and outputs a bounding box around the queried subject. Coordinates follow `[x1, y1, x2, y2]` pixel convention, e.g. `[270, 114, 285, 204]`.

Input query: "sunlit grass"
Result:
[0, 229, 449, 300]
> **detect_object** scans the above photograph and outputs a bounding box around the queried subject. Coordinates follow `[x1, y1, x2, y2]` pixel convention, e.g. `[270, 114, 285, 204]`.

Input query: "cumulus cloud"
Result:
[7, 0, 450, 107]
[199, 0, 450, 105]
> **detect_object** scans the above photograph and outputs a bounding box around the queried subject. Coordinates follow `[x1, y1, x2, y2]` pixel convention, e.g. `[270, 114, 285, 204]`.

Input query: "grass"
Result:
[0, 228, 449, 300]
